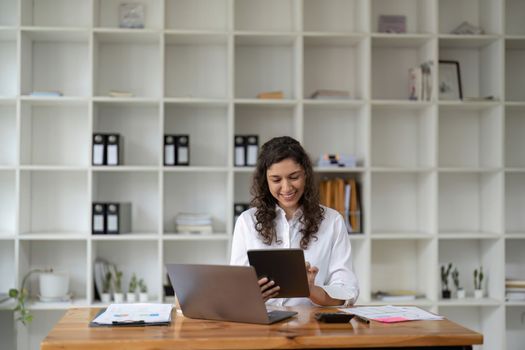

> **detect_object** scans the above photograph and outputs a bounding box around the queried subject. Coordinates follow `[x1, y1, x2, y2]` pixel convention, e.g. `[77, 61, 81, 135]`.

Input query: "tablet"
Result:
[247, 249, 310, 298]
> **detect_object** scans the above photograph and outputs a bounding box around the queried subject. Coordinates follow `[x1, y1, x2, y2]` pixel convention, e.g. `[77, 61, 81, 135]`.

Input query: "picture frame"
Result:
[439, 60, 463, 100]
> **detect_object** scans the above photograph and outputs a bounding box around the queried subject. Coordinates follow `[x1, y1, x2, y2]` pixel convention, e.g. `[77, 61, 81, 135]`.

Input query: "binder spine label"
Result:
[164, 145, 175, 165]
[107, 214, 118, 232]
[177, 147, 188, 164]
[246, 145, 258, 166]
[107, 145, 118, 165]
[93, 214, 104, 232]
[93, 144, 105, 165]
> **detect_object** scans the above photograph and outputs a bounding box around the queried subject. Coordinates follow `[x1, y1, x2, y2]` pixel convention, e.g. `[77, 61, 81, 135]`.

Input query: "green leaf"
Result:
[8, 289, 18, 298]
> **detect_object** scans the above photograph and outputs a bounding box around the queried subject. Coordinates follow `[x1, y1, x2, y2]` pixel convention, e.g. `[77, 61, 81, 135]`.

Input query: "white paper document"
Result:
[92, 303, 173, 325]
[340, 305, 444, 323]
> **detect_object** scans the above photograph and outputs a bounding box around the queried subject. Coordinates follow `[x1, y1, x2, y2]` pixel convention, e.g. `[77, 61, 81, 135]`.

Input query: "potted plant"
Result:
[127, 274, 138, 303]
[441, 263, 453, 299]
[101, 271, 112, 303]
[474, 266, 484, 298]
[138, 278, 148, 302]
[452, 268, 465, 299]
[113, 269, 124, 303]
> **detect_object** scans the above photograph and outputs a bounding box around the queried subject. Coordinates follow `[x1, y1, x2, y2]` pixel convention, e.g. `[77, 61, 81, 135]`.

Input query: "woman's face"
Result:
[266, 158, 305, 216]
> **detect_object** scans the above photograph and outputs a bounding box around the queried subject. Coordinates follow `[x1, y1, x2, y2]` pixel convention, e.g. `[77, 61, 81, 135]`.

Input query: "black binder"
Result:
[175, 135, 189, 166]
[92, 203, 106, 234]
[234, 135, 246, 167]
[106, 202, 131, 234]
[246, 135, 259, 166]
[106, 134, 122, 166]
[164, 135, 176, 166]
[92, 134, 106, 165]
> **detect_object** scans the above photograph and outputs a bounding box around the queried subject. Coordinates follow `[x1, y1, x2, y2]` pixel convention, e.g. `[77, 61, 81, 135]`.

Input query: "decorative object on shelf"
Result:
[127, 273, 138, 303]
[310, 89, 350, 100]
[452, 267, 465, 299]
[106, 202, 132, 234]
[256, 90, 284, 99]
[451, 21, 484, 35]
[5, 268, 53, 325]
[378, 15, 407, 33]
[441, 263, 453, 299]
[106, 133, 123, 166]
[234, 203, 250, 225]
[92, 202, 107, 234]
[101, 271, 112, 303]
[92, 134, 106, 166]
[108, 90, 134, 98]
[119, 3, 145, 29]
[94, 258, 117, 301]
[174, 212, 213, 234]
[317, 154, 357, 168]
[409, 60, 433, 101]
[113, 269, 124, 303]
[473, 266, 484, 298]
[234, 135, 259, 167]
[439, 60, 463, 100]
[29, 90, 63, 97]
[138, 278, 148, 302]
[319, 177, 361, 233]
[38, 271, 70, 302]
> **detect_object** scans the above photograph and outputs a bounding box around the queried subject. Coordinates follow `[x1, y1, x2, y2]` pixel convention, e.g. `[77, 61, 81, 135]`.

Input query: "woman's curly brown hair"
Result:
[250, 136, 324, 249]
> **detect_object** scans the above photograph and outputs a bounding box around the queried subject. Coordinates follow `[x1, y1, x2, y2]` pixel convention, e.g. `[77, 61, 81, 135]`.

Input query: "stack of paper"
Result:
[175, 212, 213, 234]
[91, 303, 173, 326]
[340, 305, 444, 323]
[506, 279, 525, 301]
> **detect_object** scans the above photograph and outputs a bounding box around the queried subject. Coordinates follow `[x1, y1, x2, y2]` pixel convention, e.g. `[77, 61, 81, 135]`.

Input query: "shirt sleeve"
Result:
[229, 212, 250, 266]
[319, 214, 360, 306]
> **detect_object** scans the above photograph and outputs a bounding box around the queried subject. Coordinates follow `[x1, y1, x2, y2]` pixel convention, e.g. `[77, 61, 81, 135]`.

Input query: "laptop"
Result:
[165, 263, 297, 324]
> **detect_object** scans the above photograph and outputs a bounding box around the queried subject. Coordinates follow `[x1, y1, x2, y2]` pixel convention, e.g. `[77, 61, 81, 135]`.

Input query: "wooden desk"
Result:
[41, 307, 482, 350]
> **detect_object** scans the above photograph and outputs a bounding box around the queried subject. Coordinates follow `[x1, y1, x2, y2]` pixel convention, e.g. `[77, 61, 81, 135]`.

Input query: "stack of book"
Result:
[256, 91, 284, 99]
[317, 153, 356, 168]
[319, 178, 362, 233]
[505, 279, 525, 301]
[310, 89, 350, 100]
[408, 60, 432, 101]
[175, 213, 213, 234]
[373, 290, 424, 302]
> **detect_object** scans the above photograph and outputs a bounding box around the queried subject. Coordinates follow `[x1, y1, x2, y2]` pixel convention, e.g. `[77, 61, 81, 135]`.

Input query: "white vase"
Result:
[39, 272, 69, 300]
[126, 293, 136, 303]
[113, 293, 124, 303]
[139, 292, 148, 302]
[101, 293, 111, 303]
[456, 289, 466, 299]
[474, 289, 484, 298]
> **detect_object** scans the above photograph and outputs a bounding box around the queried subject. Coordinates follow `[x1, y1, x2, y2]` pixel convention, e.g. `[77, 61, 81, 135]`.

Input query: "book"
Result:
[310, 89, 350, 100]
[109, 90, 134, 98]
[256, 91, 284, 99]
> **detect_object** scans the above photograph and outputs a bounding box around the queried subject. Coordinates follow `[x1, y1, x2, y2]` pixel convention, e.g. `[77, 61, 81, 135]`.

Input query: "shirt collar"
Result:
[275, 205, 303, 221]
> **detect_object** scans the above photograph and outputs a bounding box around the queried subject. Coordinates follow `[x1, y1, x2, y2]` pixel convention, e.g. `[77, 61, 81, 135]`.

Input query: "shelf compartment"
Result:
[164, 240, 229, 265]
[439, 38, 502, 101]
[0, 104, 16, 165]
[20, 30, 90, 97]
[438, 105, 502, 168]
[506, 306, 525, 350]
[234, 104, 298, 145]
[0, 171, 15, 235]
[438, 305, 505, 350]
[371, 0, 436, 34]
[163, 172, 228, 234]
[505, 239, 525, 293]
[505, 106, 525, 168]
[303, 104, 367, 167]
[0, 240, 15, 295]
[371, 239, 435, 302]
[372, 38, 435, 100]
[439, 238, 504, 300]
[19, 240, 88, 302]
[94, 0, 162, 29]
[234, 0, 297, 32]
[303, 0, 367, 33]
[0, 33, 17, 97]
[439, 0, 502, 35]
[233, 172, 252, 205]
[19, 170, 89, 234]
[165, 33, 228, 99]
[94, 32, 161, 98]
[21, 0, 91, 27]
[92, 240, 160, 301]
[20, 101, 89, 166]
[304, 36, 367, 100]
[93, 171, 159, 234]
[166, 0, 229, 32]
[438, 172, 503, 234]
[505, 174, 525, 233]
[506, 0, 525, 35]
[505, 40, 525, 102]
[0, 0, 17, 26]
[164, 103, 228, 167]
[234, 35, 298, 99]
[371, 172, 435, 234]
[93, 102, 160, 166]
[371, 105, 435, 168]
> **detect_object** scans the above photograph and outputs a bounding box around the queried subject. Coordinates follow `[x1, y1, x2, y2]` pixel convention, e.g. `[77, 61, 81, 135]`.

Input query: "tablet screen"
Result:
[247, 249, 310, 298]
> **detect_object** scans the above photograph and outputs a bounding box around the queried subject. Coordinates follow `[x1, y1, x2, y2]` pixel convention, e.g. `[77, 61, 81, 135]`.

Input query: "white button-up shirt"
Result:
[230, 205, 359, 307]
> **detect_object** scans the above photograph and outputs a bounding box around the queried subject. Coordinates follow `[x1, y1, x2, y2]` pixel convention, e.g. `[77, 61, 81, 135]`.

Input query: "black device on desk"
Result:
[315, 312, 355, 323]
[247, 248, 310, 298]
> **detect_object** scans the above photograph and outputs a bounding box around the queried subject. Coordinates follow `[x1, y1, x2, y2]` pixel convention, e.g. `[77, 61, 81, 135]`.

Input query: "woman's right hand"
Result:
[258, 277, 280, 302]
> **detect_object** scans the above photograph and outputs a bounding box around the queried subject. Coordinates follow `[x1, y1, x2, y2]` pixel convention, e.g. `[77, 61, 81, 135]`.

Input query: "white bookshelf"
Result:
[0, 1, 524, 350]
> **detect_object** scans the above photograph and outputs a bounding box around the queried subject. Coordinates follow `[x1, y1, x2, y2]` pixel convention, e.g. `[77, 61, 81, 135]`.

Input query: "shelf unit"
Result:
[0, 1, 524, 350]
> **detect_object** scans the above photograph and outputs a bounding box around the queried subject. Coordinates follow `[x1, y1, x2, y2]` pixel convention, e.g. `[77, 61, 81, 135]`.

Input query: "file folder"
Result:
[92, 203, 106, 234]
[234, 135, 246, 167]
[106, 202, 132, 234]
[246, 135, 259, 166]
[92, 134, 106, 165]
[106, 134, 122, 166]
[175, 135, 189, 166]
[164, 135, 176, 166]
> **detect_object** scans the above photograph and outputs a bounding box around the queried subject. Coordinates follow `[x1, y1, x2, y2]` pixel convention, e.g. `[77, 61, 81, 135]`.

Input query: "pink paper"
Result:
[375, 316, 409, 323]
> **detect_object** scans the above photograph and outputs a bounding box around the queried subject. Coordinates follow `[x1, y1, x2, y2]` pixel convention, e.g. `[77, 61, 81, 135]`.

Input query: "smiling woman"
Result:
[230, 136, 359, 308]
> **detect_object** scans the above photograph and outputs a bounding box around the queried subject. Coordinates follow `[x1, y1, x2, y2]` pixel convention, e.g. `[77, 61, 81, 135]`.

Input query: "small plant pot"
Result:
[126, 293, 137, 303]
[101, 293, 111, 303]
[139, 292, 148, 302]
[456, 289, 466, 299]
[474, 289, 484, 299]
[113, 292, 124, 303]
[442, 290, 451, 299]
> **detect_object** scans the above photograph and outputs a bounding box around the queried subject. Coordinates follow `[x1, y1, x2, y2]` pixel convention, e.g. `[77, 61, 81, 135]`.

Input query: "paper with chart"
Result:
[340, 305, 444, 323]
[92, 303, 173, 325]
